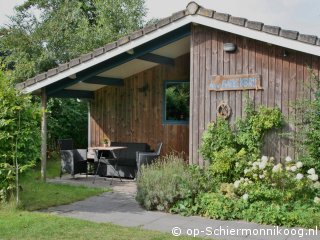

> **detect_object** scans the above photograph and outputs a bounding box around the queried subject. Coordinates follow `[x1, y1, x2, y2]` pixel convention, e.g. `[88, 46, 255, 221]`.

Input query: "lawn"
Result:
[0, 157, 199, 240]
[18, 158, 107, 211]
[0, 209, 197, 240]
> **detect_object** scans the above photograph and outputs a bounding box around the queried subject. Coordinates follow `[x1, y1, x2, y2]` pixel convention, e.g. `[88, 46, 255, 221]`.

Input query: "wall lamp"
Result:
[224, 43, 237, 53]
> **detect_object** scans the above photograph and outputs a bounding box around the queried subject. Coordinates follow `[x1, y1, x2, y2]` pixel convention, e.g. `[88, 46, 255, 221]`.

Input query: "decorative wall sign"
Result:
[209, 74, 262, 91]
[217, 101, 231, 119]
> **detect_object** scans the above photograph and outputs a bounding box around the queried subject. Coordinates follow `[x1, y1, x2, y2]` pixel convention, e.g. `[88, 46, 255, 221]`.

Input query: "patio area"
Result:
[48, 174, 137, 196]
[46, 175, 320, 240]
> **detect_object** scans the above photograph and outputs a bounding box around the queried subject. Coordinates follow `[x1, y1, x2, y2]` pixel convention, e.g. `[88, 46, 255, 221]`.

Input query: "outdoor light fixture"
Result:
[283, 49, 289, 57]
[223, 43, 237, 53]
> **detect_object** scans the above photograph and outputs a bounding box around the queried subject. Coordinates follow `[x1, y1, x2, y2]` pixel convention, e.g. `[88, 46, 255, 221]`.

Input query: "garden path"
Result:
[47, 176, 319, 240]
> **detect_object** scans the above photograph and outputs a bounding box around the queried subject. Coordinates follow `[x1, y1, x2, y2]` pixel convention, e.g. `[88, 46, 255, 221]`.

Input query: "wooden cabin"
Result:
[17, 2, 320, 168]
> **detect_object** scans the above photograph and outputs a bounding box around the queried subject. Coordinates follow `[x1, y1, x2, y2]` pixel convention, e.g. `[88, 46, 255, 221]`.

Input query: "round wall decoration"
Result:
[217, 101, 231, 119]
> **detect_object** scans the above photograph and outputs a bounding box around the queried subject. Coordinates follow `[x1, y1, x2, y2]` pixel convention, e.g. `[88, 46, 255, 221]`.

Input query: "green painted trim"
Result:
[162, 80, 190, 125]
[137, 53, 175, 66]
[48, 89, 94, 99]
[83, 76, 124, 86]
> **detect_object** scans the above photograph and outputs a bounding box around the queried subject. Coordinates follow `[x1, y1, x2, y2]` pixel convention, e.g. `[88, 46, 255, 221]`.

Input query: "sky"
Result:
[0, 0, 319, 36]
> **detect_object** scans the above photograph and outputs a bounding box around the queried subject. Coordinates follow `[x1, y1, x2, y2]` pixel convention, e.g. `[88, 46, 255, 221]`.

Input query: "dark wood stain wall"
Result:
[190, 25, 320, 166]
[90, 54, 190, 156]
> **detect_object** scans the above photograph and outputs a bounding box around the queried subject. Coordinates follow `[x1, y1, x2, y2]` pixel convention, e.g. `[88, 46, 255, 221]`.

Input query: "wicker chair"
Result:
[58, 139, 88, 178]
[136, 142, 163, 175]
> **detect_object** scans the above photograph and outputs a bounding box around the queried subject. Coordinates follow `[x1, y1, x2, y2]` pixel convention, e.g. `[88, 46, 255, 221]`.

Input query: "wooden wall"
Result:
[90, 54, 190, 156]
[190, 25, 320, 166]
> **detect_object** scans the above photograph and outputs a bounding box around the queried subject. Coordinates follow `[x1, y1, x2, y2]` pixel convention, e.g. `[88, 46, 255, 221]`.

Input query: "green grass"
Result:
[1, 155, 204, 239]
[18, 157, 107, 211]
[0, 209, 198, 240]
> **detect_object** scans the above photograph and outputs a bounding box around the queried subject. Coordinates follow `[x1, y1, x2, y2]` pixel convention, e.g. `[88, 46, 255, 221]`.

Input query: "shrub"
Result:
[0, 71, 41, 202]
[235, 104, 283, 158]
[200, 99, 283, 172]
[136, 154, 204, 211]
[209, 147, 248, 183]
[233, 156, 320, 204]
[199, 117, 235, 162]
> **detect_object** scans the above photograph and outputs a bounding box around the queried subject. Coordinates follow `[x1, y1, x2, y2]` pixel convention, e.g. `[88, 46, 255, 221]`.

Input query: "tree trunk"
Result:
[41, 88, 47, 182]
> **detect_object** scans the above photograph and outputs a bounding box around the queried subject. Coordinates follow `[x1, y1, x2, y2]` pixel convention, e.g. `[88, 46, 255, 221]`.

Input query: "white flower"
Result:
[296, 173, 304, 180]
[285, 156, 292, 162]
[313, 182, 320, 189]
[272, 163, 282, 173]
[242, 194, 249, 201]
[269, 157, 275, 162]
[308, 174, 319, 182]
[286, 166, 291, 171]
[259, 174, 265, 179]
[261, 156, 268, 162]
[296, 161, 303, 169]
[252, 162, 259, 170]
[290, 166, 297, 172]
[259, 162, 267, 170]
[244, 168, 250, 174]
[308, 168, 316, 175]
[234, 180, 241, 188]
[314, 197, 320, 204]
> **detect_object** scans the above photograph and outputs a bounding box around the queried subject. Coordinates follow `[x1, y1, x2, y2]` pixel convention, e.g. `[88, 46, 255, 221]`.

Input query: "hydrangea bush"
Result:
[194, 155, 320, 227]
[233, 156, 320, 205]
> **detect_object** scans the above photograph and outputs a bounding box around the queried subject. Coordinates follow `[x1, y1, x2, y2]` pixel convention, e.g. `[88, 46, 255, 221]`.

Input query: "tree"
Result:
[0, 0, 147, 151]
[0, 70, 41, 202]
[0, 0, 146, 82]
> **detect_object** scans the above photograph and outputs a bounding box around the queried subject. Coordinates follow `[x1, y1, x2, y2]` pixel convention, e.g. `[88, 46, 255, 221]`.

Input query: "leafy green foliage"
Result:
[0, 71, 41, 202]
[199, 100, 282, 183]
[284, 68, 320, 170]
[235, 101, 283, 157]
[209, 147, 248, 183]
[47, 99, 88, 149]
[305, 90, 320, 170]
[0, 0, 147, 150]
[1, 0, 146, 82]
[136, 154, 204, 211]
[165, 82, 190, 121]
[196, 156, 320, 227]
[199, 117, 235, 161]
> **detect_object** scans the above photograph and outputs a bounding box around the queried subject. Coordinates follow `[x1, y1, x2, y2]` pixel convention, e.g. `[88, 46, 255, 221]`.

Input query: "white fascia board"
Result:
[23, 16, 194, 94]
[191, 15, 320, 57]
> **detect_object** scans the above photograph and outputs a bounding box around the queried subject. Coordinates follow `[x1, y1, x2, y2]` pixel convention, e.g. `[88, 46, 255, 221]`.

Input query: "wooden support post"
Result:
[88, 101, 91, 148]
[41, 88, 47, 182]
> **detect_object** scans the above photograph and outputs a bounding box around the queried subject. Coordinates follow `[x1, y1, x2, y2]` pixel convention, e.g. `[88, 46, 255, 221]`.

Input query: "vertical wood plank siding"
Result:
[90, 54, 190, 156]
[190, 25, 320, 166]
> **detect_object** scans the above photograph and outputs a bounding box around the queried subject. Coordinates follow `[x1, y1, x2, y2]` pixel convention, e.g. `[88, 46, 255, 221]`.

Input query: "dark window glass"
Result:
[164, 81, 189, 123]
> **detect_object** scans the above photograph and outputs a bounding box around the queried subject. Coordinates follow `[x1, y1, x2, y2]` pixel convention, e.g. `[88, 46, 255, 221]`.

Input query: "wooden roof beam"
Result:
[48, 89, 94, 99]
[137, 53, 175, 66]
[83, 76, 124, 86]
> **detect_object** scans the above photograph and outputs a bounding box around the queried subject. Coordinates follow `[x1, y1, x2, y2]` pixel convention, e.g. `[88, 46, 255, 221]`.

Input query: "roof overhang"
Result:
[18, 4, 320, 96]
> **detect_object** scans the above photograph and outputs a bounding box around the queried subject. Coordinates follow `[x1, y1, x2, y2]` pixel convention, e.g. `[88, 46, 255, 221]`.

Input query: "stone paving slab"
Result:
[45, 176, 320, 240]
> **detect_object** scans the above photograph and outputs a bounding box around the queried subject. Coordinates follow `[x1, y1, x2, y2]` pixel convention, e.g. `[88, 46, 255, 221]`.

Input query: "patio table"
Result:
[89, 146, 127, 185]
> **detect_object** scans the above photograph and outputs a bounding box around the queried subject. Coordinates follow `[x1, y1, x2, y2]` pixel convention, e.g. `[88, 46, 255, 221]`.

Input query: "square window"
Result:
[163, 81, 190, 124]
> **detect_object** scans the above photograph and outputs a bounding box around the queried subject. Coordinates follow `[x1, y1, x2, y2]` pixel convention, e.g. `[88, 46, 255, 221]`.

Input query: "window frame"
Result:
[162, 80, 190, 125]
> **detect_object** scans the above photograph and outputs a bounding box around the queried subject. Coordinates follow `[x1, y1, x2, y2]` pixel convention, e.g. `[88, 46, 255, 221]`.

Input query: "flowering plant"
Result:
[232, 156, 320, 205]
